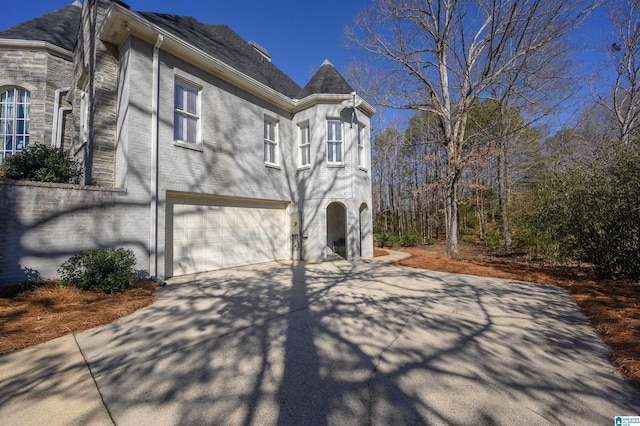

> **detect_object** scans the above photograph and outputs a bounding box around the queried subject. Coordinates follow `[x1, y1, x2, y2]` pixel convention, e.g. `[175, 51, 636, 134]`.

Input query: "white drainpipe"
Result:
[56, 107, 73, 149]
[51, 87, 71, 148]
[150, 34, 164, 278]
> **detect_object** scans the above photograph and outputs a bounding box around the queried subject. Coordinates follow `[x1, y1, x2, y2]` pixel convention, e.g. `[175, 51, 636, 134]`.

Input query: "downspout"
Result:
[56, 107, 72, 149]
[150, 34, 164, 278]
[51, 87, 71, 148]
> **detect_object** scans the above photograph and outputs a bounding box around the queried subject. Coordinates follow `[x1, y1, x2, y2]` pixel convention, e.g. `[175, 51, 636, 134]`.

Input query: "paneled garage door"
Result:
[169, 197, 288, 276]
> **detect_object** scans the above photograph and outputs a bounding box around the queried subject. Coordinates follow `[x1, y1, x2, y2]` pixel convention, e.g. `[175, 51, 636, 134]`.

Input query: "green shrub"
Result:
[0, 144, 82, 184]
[58, 248, 136, 293]
[485, 229, 502, 253]
[513, 143, 640, 280]
[374, 232, 390, 248]
[399, 231, 420, 247]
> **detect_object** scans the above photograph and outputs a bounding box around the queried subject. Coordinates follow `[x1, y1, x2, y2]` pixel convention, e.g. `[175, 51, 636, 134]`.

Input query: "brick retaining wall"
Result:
[0, 180, 149, 286]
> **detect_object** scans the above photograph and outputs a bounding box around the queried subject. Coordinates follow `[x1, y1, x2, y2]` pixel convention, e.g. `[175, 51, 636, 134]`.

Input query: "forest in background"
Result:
[348, 0, 640, 281]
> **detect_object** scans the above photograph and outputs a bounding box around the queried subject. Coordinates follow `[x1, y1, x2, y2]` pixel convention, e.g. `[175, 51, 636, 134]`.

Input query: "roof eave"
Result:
[293, 93, 375, 116]
[0, 39, 73, 60]
[99, 4, 295, 112]
[98, 4, 376, 117]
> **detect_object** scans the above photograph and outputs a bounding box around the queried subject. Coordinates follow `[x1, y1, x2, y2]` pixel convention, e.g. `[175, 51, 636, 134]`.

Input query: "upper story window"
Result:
[0, 87, 30, 163]
[174, 79, 200, 146]
[264, 116, 279, 165]
[327, 119, 343, 164]
[357, 124, 366, 169]
[298, 121, 310, 168]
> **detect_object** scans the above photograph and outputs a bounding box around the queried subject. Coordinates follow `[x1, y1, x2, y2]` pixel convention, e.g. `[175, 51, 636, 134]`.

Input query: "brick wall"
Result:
[118, 39, 373, 269]
[0, 180, 149, 286]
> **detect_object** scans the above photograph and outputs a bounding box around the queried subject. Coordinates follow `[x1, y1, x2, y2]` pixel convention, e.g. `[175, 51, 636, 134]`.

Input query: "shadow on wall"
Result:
[0, 180, 149, 286]
[0, 182, 39, 284]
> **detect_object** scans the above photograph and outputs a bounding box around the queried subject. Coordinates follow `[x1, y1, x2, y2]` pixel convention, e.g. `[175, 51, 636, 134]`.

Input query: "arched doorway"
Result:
[326, 202, 347, 259]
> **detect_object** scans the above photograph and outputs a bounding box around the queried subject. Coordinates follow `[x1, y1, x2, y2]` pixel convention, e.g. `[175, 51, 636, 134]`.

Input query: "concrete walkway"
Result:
[1, 258, 638, 425]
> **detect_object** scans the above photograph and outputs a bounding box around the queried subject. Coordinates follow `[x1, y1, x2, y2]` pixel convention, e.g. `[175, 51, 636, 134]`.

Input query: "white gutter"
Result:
[51, 87, 71, 148]
[0, 39, 73, 60]
[149, 34, 163, 278]
[55, 107, 72, 149]
[98, 6, 377, 117]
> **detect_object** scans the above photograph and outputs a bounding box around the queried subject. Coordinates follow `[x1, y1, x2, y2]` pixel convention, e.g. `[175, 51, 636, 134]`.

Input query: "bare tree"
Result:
[347, 0, 597, 257]
[609, 0, 640, 144]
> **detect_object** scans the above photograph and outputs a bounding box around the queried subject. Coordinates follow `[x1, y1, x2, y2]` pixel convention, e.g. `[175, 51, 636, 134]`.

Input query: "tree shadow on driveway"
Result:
[3, 260, 638, 425]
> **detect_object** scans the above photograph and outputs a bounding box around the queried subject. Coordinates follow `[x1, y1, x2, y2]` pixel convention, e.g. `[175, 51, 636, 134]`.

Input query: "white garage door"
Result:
[170, 197, 287, 276]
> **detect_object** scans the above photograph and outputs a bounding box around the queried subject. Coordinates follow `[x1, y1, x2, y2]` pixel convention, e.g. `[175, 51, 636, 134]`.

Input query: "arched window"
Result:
[0, 87, 30, 162]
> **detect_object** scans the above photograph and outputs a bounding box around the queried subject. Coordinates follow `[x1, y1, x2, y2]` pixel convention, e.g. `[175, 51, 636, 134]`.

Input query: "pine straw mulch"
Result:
[0, 280, 157, 354]
[387, 243, 640, 389]
[1, 246, 638, 389]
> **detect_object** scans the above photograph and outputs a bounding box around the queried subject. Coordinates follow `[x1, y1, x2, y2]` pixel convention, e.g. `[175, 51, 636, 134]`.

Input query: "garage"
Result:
[167, 195, 288, 276]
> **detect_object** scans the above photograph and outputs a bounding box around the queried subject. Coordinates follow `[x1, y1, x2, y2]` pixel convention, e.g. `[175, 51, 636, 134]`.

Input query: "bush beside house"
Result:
[58, 248, 137, 293]
[0, 144, 82, 184]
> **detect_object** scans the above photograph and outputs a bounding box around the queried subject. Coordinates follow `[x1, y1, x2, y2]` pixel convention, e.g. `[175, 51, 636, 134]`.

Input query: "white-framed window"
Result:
[0, 87, 30, 163]
[357, 124, 366, 169]
[264, 116, 279, 165]
[327, 119, 343, 164]
[174, 79, 200, 145]
[298, 121, 310, 167]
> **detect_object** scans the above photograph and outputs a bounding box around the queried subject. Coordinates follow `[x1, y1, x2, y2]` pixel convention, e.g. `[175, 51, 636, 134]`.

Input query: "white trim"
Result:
[0, 39, 73, 60]
[326, 119, 343, 165]
[173, 78, 201, 147]
[0, 87, 31, 160]
[55, 107, 72, 149]
[264, 115, 279, 166]
[297, 120, 310, 168]
[357, 123, 367, 170]
[150, 34, 164, 278]
[98, 5, 376, 116]
[52, 87, 71, 148]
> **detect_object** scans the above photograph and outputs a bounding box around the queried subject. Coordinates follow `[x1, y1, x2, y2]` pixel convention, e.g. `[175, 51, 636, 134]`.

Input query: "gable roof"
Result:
[0, 4, 81, 52]
[298, 60, 355, 99]
[137, 12, 302, 99]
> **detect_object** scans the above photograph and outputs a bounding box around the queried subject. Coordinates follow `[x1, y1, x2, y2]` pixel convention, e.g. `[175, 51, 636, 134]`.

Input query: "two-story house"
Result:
[0, 0, 374, 284]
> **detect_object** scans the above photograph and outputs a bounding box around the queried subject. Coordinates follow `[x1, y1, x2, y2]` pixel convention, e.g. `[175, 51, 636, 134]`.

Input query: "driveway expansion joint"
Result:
[72, 332, 116, 425]
[366, 304, 422, 425]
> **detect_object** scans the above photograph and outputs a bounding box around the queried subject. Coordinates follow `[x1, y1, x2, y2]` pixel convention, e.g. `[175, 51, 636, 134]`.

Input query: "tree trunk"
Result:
[498, 136, 512, 250]
[444, 172, 459, 258]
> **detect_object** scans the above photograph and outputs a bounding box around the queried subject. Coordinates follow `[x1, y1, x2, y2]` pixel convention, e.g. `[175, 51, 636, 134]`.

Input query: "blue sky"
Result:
[0, 0, 370, 88]
[0, 0, 618, 129]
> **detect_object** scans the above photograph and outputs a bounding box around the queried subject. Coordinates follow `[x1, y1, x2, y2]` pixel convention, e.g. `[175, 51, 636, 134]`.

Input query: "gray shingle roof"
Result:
[0, 4, 81, 52]
[138, 12, 302, 99]
[298, 60, 354, 99]
[0, 4, 354, 101]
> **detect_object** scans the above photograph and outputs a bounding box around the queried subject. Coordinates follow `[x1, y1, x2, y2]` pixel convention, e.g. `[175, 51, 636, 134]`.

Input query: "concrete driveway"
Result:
[1, 256, 639, 425]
